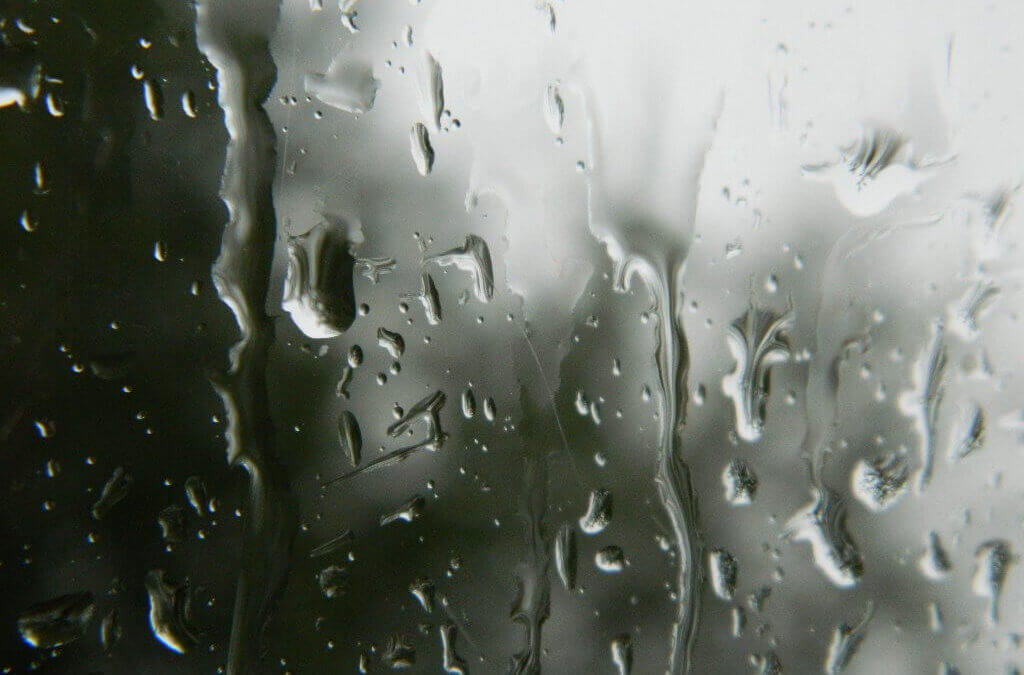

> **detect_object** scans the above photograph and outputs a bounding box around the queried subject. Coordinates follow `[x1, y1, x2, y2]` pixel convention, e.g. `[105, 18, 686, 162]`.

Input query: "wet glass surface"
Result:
[2, 0, 1023, 673]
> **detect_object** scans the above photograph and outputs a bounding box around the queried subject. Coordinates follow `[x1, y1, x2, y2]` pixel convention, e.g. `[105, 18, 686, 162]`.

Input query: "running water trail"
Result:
[507, 366, 553, 674]
[578, 77, 721, 673]
[195, 0, 298, 672]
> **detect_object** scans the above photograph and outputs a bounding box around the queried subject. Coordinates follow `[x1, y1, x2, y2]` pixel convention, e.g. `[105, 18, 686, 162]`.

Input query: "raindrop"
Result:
[579, 488, 613, 535]
[17, 592, 95, 649]
[595, 546, 625, 573]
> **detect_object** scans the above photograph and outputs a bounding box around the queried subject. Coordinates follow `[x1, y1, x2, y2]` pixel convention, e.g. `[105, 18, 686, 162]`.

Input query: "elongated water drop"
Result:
[440, 622, 467, 674]
[824, 601, 874, 674]
[401, 272, 442, 324]
[553, 522, 577, 590]
[972, 539, 1013, 623]
[579, 488, 613, 535]
[377, 327, 405, 358]
[543, 83, 564, 134]
[708, 548, 738, 601]
[99, 609, 121, 652]
[92, 466, 133, 520]
[380, 495, 425, 525]
[409, 577, 435, 612]
[417, 51, 444, 130]
[142, 78, 163, 120]
[145, 570, 195, 654]
[785, 486, 863, 588]
[721, 305, 794, 442]
[17, 592, 95, 649]
[918, 531, 952, 581]
[410, 122, 434, 176]
[461, 387, 476, 419]
[948, 402, 985, 462]
[337, 410, 362, 466]
[611, 634, 633, 675]
[898, 321, 946, 491]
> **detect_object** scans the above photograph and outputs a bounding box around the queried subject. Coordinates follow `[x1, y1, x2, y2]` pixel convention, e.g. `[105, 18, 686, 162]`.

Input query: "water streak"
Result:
[195, 0, 298, 669]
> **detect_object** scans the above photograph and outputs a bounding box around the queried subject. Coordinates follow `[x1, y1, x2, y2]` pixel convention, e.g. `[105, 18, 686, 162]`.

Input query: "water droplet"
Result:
[824, 601, 873, 674]
[382, 634, 416, 669]
[282, 221, 357, 339]
[483, 397, 496, 422]
[401, 272, 443, 325]
[45, 459, 60, 478]
[708, 548, 738, 601]
[317, 564, 349, 598]
[541, 2, 556, 33]
[409, 577, 435, 612]
[948, 282, 999, 340]
[543, 83, 564, 134]
[305, 56, 379, 114]
[19, 209, 37, 232]
[337, 366, 354, 398]
[731, 606, 746, 638]
[377, 327, 405, 358]
[354, 257, 396, 284]
[948, 402, 985, 462]
[17, 592, 95, 649]
[91, 466, 133, 520]
[424, 234, 494, 303]
[461, 387, 476, 419]
[748, 651, 783, 674]
[898, 321, 946, 491]
[972, 539, 1013, 623]
[440, 622, 467, 674]
[410, 122, 434, 176]
[926, 602, 943, 632]
[45, 92, 64, 117]
[143, 78, 163, 120]
[309, 529, 354, 558]
[802, 127, 939, 216]
[337, 410, 362, 466]
[610, 634, 633, 675]
[595, 546, 625, 573]
[380, 495, 425, 525]
[785, 486, 863, 588]
[158, 505, 187, 544]
[722, 305, 794, 442]
[851, 452, 909, 511]
[145, 569, 196, 654]
[722, 458, 758, 506]
[919, 531, 952, 581]
[181, 89, 197, 118]
[99, 609, 121, 652]
[417, 51, 444, 130]
[579, 488, 613, 535]
[554, 523, 577, 590]
[32, 419, 54, 438]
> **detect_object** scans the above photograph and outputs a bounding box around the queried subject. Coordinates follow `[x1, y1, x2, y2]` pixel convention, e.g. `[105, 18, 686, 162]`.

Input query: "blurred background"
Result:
[1, 0, 1022, 672]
